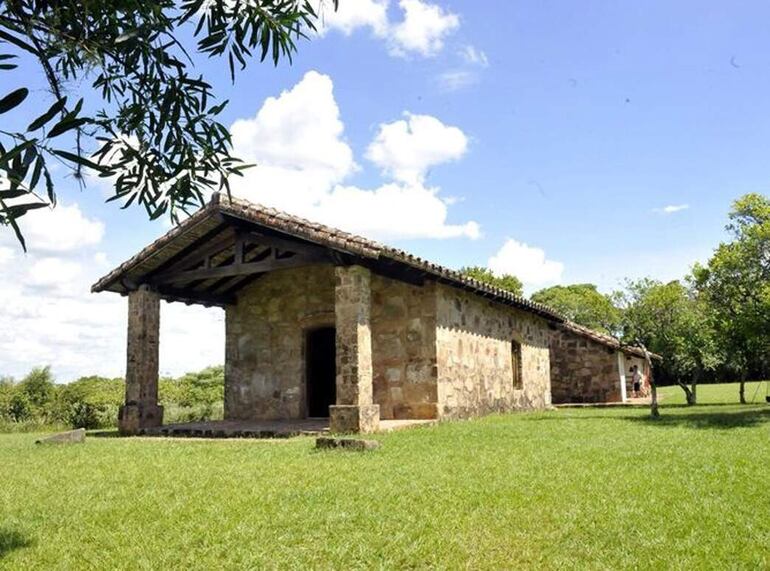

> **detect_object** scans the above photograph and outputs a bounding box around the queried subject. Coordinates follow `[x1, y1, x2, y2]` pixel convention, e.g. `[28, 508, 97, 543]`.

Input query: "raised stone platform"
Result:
[138, 418, 436, 439]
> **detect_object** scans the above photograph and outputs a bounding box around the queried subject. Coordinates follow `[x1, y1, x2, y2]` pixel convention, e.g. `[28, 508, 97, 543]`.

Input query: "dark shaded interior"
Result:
[306, 327, 336, 417]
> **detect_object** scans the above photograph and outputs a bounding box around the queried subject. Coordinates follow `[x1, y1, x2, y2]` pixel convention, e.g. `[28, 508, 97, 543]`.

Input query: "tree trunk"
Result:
[689, 368, 701, 406]
[676, 381, 694, 406]
[739, 369, 747, 405]
[639, 343, 659, 418]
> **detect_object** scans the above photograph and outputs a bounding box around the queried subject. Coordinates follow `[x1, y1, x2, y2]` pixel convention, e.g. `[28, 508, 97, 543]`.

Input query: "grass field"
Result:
[2, 396, 769, 569]
[659, 380, 769, 405]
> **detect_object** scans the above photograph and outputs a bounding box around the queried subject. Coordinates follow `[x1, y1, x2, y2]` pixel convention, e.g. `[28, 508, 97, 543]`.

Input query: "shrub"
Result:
[8, 392, 32, 422]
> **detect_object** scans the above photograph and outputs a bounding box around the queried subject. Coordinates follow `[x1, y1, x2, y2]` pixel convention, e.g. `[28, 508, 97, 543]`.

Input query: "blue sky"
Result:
[1, 0, 767, 381]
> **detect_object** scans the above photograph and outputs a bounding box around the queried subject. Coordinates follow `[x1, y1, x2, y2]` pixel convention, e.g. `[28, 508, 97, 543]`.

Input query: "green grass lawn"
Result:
[659, 380, 769, 405]
[2, 404, 769, 570]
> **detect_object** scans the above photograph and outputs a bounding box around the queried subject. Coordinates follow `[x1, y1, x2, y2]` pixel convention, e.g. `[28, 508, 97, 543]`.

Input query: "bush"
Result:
[67, 401, 103, 430]
[0, 365, 225, 432]
[55, 376, 124, 429]
[8, 392, 32, 422]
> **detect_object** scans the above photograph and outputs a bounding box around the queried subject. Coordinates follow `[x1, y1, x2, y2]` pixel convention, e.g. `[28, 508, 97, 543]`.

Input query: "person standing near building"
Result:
[631, 365, 643, 397]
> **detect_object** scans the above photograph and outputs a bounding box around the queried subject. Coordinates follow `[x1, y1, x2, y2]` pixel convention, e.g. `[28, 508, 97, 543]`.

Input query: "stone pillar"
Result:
[118, 285, 163, 435]
[330, 265, 380, 433]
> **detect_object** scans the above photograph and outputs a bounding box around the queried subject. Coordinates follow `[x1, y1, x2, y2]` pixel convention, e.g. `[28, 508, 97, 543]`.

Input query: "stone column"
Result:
[118, 285, 163, 435]
[330, 265, 380, 433]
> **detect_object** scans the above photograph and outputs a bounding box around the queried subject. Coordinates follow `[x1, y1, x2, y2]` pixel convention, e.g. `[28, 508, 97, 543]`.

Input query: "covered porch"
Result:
[92, 195, 425, 436]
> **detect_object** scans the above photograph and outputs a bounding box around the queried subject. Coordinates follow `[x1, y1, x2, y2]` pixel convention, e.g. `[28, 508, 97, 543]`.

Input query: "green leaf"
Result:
[0, 30, 38, 56]
[52, 150, 105, 172]
[0, 88, 29, 114]
[0, 140, 35, 169]
[29, 155, 44, 191]
[0, 189, 29, 199]
[47, 117, 88, 138]
[27, 97, 68, 131]
[43, 169, 55, 204]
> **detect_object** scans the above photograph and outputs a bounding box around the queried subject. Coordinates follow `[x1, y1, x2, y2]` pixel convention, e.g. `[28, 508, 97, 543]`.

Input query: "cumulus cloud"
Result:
[365, 112, 468, 184]
[230, 71, 357, 212]
[315, 0, 459, 58]
[654, 204, 690, 214]
[26, 257, 82, 288]
[389, 0, 460, 57]
[230, 71, 478, 241]
[7, 203, 105, 254]
[317, 183, 480, 240]
[0, 204, 224, 381]
[316, 0, 389, 37]
[488, 239, 564, 288]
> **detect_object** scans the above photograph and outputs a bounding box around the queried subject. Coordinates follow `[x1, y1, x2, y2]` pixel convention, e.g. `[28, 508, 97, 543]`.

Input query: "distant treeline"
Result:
[464, 193, 770, 404]
[0, 365, 224, 432]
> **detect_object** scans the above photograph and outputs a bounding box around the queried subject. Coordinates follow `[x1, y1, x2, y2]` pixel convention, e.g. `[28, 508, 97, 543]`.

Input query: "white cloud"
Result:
[0, 203, 223, 381]
[315, 0, 459, 58]
[9, 203, 105, 254]
[365, 112, 468, 184]
[459, 45, 488, 67]
[389, 0, 459, 57]
[0, 246, 14, 265]
[230, 71, 357, 212]
[230, 71, 478, 241]
[654, 204, 690, 214]
[316, 0, 389, 37]
[488, 239, 564, 288]
[436, 44, 489, 92]
[317, 182, 480, 240]
[26, 257, 82, 288]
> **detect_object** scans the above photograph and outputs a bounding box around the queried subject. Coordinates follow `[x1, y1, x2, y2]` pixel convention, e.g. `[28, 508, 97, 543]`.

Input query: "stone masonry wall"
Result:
[225, 264, 335, 420]
[225, 264, 438, 421]
[549, 329, 622, 403]
[371, 276, 438, 420]
[435, 284, 552, 419]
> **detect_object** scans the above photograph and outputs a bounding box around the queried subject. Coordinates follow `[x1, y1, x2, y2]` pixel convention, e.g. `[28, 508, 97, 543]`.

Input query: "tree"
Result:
[19, 365, 55, 411]
[0, 0, 336, 249]
[55, 375, 124, 428]
[0, 375, 15, 420]
[617, 279, 720, 405]
[530, 283, 620, 333]
[694, 193, 770, 403]
[460, 266, 524, 297]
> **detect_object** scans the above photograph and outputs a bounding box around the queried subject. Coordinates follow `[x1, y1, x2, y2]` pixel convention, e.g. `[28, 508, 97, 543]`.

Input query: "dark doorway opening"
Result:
[306, 327, 336, 417]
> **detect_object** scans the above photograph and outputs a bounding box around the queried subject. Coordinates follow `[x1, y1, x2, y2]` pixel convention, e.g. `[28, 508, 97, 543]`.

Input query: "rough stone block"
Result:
[118, 403, 164, 435]
[315, 437, 381, 451]
[330, 404, 380, 433]
[393, 402, 438, 420]
[36, 428, 86, 445]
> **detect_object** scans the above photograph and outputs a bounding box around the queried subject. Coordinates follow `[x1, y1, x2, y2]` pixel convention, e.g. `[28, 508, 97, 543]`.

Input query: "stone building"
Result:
[93, 194, 567, 435]
[549, 321, 653, 404]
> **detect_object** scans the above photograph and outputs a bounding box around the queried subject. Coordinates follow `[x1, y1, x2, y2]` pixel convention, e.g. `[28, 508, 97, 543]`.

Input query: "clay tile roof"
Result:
[559, 321, 662, 360]
[92, 194, 564, 321]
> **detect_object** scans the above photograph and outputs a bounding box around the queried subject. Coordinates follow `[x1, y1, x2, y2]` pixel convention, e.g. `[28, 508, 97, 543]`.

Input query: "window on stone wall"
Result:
[511, 340, 523, 390]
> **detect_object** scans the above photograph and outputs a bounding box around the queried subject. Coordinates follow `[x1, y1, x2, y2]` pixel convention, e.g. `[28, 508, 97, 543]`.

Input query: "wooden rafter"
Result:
[154, 251, 325, 283]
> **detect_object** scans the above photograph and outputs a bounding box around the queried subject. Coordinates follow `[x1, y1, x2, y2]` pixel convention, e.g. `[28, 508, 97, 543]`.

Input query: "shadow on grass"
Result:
[0, 529, 33, 560]
[89, 430, 121, 438]
[524, 405, 770, 430]
[627, 407, 770, 430]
